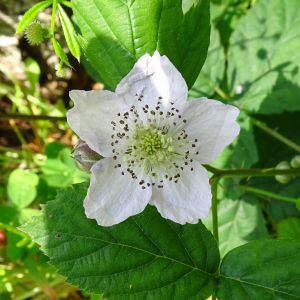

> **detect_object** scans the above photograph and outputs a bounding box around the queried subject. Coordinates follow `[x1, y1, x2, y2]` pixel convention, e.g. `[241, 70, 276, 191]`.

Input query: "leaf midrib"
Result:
[220, 275, 300, 299]
[33, 227, 211, 275]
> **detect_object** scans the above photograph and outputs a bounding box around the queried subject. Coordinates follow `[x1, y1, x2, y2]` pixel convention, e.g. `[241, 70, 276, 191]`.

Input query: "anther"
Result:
[195, 139, 198, 142]
[191, 168, 193, 171]
[142, 186, 146, 189]
[113, 156, 117, 160]
[121, 172, 124, 175]
[192, 144, 196, 147]
[111, 142, 114, 146]
[183, 120, 187, 123]
[117, 113, 120, 116]
[158, 96, 162, 99]
[158, 185, 163, 188]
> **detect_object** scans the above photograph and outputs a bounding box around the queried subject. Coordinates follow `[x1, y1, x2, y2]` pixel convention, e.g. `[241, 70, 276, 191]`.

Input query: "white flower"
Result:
[67, 51, 240, 226]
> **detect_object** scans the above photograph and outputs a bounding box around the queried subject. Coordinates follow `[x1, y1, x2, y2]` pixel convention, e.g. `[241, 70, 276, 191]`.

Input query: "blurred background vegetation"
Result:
[1, 0, 300, 299]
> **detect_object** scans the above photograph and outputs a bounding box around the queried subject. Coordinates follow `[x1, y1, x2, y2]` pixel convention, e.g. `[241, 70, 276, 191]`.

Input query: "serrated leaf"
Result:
[217, 239, 300, 299]
[277, 217, 300, 240]
[203, 195, 268, 257]
[58, 4, 81, 61]
[20, 183, 220, 299]
[52, 38, 72, 68]
[228, 0, 300, 114]
[188, 25, 225, 100]
[7, 169, 39, 209]
[16, 0, 53, 34]
[72, 0, 210, 89]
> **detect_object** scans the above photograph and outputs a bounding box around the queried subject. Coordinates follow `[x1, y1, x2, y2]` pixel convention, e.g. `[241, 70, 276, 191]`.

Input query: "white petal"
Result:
[67, 90, 130, 157]
[84, 157, 152, 226]
[177, 98, 240, 164]
[116, 51, 188, 112]
[150, 161, 211, 224]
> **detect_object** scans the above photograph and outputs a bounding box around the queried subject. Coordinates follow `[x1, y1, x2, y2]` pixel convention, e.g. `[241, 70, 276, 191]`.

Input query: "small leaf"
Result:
[21, 183, 220, 299]
[203, 195, 268, 257]
[52, 38, 72, 68]
[58, 4, 81, 61]
[217, 239, 300, 299]
[7, 170, 39, 209]
[16, 0, 53, 34]
[58, 0, 72, 8]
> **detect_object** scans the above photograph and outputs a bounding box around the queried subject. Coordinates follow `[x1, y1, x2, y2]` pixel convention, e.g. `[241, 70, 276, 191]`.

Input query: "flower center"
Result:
[125, 123, 177, 174]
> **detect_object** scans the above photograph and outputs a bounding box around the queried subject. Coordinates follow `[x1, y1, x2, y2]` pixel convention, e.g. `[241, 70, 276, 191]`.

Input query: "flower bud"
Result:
[275, 161, 291, 184]
[291, 155, 300, 169]
[25, 21, 44, 45]
[0, 229, 7, 249]
[71, 139, 103, 173]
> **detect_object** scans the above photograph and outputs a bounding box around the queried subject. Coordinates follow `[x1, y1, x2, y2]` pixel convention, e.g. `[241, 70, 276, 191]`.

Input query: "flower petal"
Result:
[67, 90, 130, 157]
[150, 161, 211, 224]
[84, 157, 152, 226]
[116, 51, 188, 111]
[177, 98, 240, 164]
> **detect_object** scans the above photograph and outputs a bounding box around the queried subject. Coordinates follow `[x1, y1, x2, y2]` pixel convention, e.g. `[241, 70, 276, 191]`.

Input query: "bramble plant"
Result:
[1, 0, 299, 299]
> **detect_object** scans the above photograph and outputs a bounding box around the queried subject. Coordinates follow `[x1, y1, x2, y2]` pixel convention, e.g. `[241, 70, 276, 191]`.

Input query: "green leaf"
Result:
[277, 217, 300, 240]
[188, 25, 225, 100]
[16, 0, 53, 34]
[72, 0, 210, 89]
[228, 0, 300, 114]
[21, 183, 220, 299]
[203, 195, 268, 257]
[7, 170, 39, 209]
[58, 4, 81, 61]
[217, 239, 300, 299]
[25, 57, 41, 92]
[0, 204, 18, 224]
[45, 142, 66, 159]
[52, 38, 72, 68]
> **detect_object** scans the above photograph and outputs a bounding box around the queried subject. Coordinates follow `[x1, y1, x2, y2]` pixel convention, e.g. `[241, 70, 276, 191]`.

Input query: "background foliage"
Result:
[0, 0, 300, 299]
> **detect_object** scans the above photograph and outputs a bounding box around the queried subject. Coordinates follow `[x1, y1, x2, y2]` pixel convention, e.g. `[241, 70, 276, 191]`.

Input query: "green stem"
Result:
[51, 0, 58, 36]
[211, 179, 219, 300]
[0, 113, 66, 122]
[204, 164, 300, 179]
[240, 185, 298, 203]
[249, 117, 300, 153]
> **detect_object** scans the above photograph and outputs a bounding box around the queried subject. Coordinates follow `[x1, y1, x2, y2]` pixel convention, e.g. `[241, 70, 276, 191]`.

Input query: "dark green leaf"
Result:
[228, 0, 300, 114]
[16, 0, 53, 33]
[277, 217, 300, 240]
[203, 195, 268, 257]
[72, 0, 210, 89]
[58, 4, 81, 61]
[52, 38, 72, 68]
[0, 204, 18, 224]
[45, 142, 66, 159]
[217, 239, 300, 299]
[21, 183, 220, 299]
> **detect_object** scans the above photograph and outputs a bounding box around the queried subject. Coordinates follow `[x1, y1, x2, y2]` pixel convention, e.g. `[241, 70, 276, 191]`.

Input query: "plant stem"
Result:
[204, 164, 300, 179]
[51, 0, 58, 36]
[0, 113, 66, 122]
[240, 185, 298, 203]
[249, 117, 300, 153]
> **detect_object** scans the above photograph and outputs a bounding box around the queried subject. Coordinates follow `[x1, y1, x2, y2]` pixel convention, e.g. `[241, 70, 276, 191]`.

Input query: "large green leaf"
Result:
[203, 195, 268, 257]
[72, 0, 210, 89]
[228, 0, 300, 114]
[21, 183, 220, 299]
[217, 239, 300, 299]
[188, 25, 225, 100]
